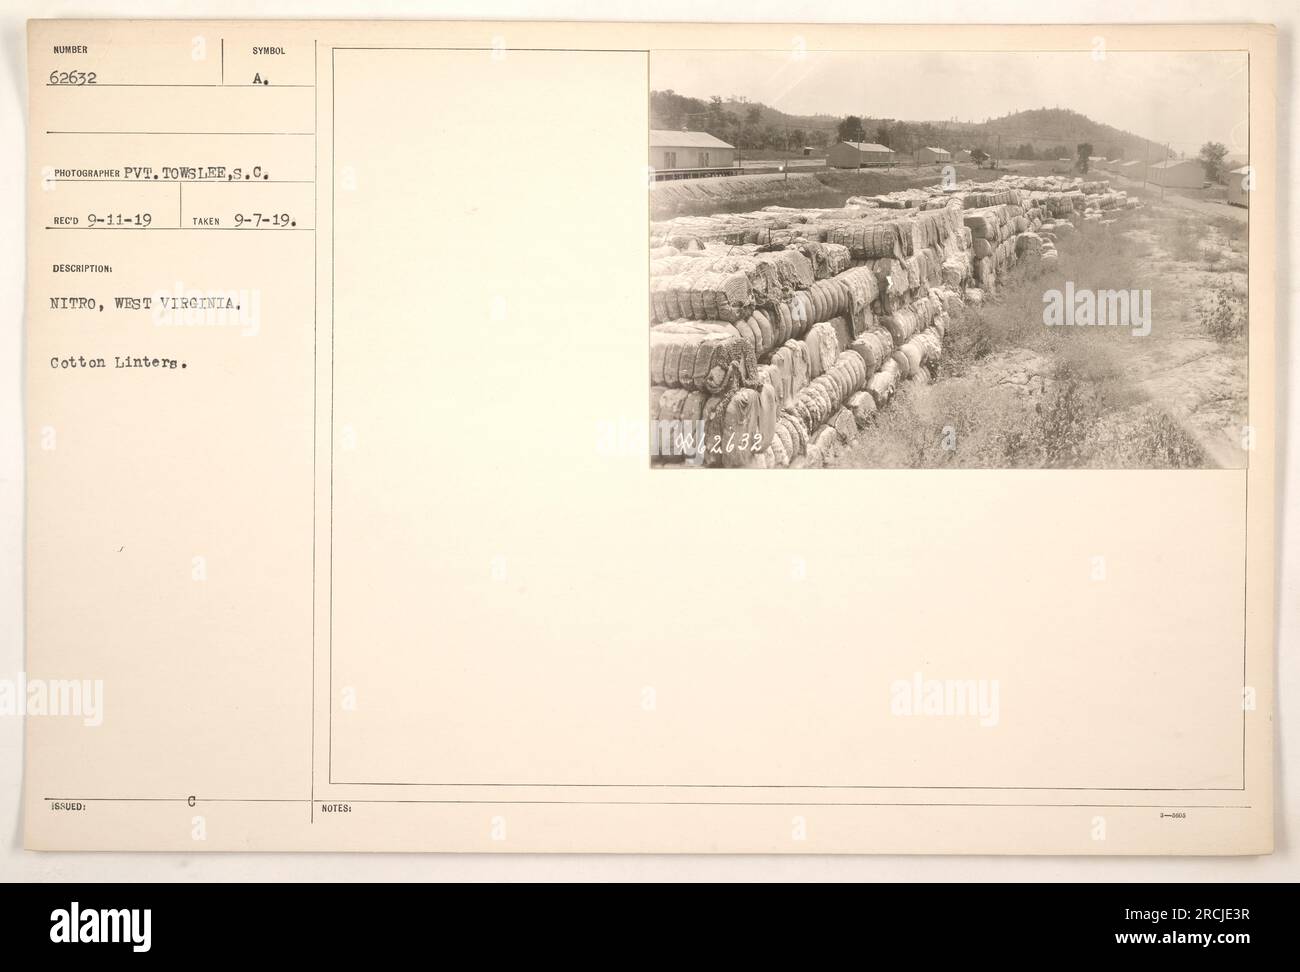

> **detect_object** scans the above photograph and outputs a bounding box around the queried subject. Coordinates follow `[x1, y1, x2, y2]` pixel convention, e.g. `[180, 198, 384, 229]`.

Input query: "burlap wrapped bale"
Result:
[649, 272, 684, 322]
[1016, 232, 1044, 258]
[755, 364, 785, 412]
[916, 247, 942, 289]
[941, 255, 967, 287]
[750, 309, 776, 355]
[895, 339, 924, 377]
[811, 425, 844, 462]
[903, 255, 922, 292]
[825, 221, 906, 261]
[648, 387, 675, 461]
[730, 314, 762, 356]
[833, 350, 869, 395]
[701, 270, 753, 321]
[650, 321, 756, 393]
[650, 268, 754, 324]
[756, 248, 815, 292]
[761, 348, 793, 407]
[681, 390, 708, 424]
[883, 306, 922, 345]
[868, 357, 901, 407]
[792, 240, 831, 279]
[703, 388, 763, 468]
[781, 338, 811, 396]
[914, 328, 943, 364]
[657, 387, 690, 425]
[964, 212, 998, 239]
[846, 390, 877, 429]
[836, 267, 879, 337]
[819, 359, 849, 405]
[831, 407, 857, 446]
[913, 295, 940, 330]
[871, 257, 911, 312]
[768, 434, 792, 468]
[705, 255, 782, 303]
[823, 243, 852, 276]
[891, 348, 914, 379]
[828, 315, 855, 355]
[787, 291, 814, 339]
[808, 279, 848, 322]
[790, 380, 834, 432]
[774, 412, 808, 461]
[767, 300, 794, 345]
[650, 386, 712, 463]
[847, 327, 895, 375]
[803, 321, 840, 379]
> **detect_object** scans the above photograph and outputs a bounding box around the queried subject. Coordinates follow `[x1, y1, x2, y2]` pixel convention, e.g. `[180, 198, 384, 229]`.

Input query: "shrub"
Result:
[1198, 284, 1246, 342]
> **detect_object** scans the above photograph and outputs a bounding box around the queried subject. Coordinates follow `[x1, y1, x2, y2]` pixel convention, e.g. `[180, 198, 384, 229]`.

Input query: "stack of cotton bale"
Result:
[647, 175, 1123, 468]
[648, 232, 954, 468]
[960, 203, 1024, 293]
[649, 243, 865, 467]
[757, 247, 955, 468]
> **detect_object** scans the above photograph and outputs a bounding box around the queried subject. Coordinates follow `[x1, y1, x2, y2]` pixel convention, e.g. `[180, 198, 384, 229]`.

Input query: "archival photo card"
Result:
[22, 20, 1274, 855]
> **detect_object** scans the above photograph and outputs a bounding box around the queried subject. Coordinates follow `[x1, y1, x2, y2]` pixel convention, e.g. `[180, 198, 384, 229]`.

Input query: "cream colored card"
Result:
[24, 20, 1274, 853]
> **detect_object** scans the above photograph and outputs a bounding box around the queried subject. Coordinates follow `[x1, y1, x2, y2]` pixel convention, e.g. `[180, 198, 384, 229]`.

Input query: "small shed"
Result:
[1147, 158, 1205, 188]
[649, 130, 737, 170]
[918, 146, 951, 164]
[827, 141, 897, 168]
[1226, 165, 1251, 207]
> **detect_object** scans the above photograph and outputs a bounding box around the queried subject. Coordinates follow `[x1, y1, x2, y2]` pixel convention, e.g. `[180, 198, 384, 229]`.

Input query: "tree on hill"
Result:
[837, 115, 866, 142]
[1198, 141, 1229, 182]
[1076, 142, 1093, 174]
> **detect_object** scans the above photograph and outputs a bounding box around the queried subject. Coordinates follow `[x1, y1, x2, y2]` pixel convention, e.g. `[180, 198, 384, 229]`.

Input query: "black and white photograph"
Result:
[648, 50, 1250, 468]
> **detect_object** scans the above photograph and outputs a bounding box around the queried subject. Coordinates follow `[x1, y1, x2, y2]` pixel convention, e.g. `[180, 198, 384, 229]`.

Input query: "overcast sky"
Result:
[651, 51, 1248, 155]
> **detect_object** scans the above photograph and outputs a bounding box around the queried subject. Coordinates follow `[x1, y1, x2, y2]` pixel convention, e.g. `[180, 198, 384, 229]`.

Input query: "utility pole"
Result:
[1160, 142, 1169, 200]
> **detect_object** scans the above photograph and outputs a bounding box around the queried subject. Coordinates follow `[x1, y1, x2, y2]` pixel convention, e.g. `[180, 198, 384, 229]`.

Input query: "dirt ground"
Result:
[834, 201, 1249, 469]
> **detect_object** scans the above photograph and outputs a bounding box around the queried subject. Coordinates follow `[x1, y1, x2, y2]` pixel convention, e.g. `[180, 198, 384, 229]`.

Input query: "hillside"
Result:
[650, 92, 1169, 162]
[969, 108, 1167, 162]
